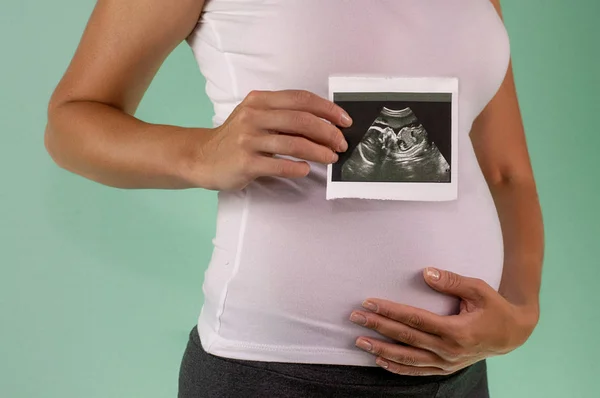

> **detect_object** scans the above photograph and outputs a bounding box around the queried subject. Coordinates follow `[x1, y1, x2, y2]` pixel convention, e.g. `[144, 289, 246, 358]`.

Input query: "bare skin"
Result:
[45, 0, 351, 191]
[45, 0, 543, 377]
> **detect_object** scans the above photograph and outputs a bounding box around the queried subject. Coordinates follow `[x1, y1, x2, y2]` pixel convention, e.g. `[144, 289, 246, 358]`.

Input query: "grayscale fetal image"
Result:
[331, 95, 452, 183]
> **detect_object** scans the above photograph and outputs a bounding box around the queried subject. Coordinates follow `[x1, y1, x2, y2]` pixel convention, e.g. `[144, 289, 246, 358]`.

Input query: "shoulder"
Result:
[488, 0, 504, 19]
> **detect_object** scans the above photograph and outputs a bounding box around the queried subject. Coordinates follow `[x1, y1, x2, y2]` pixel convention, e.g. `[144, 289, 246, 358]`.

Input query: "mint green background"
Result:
[1, 1, 598, 397]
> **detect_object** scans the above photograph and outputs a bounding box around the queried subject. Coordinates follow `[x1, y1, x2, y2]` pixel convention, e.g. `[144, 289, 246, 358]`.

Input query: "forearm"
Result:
[45, 100, 210, 189]
[491, 178, 544, 310]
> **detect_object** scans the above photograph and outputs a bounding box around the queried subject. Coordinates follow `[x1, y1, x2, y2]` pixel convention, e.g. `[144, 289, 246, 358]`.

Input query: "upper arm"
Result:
[48, 0, 206, 115]
[470, 0, 534, 185]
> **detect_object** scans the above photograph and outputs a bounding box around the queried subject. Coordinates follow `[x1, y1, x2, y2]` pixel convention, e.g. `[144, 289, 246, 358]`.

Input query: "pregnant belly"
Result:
[208, 181, 504, 349]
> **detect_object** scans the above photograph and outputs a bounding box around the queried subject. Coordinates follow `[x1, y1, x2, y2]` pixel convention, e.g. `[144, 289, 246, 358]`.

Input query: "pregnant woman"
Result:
[44, 1, 544, 397]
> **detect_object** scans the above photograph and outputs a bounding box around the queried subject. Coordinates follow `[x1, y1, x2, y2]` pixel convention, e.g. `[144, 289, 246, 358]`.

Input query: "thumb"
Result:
[423, 267, 488, 303]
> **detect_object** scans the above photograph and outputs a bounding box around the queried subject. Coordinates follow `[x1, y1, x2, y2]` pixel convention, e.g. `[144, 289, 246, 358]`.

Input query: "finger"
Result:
[355, 337, 446, 369]
[253, 108, 347, 152]
[360, 299, 460, 337]
[423, 268, 489, 304]
[247, 156, 311, 179]
[375, 359, 453, 376]
[350, 310, 444, 353]
[243, 89, 353, 128]
[253, 134, 338, 165]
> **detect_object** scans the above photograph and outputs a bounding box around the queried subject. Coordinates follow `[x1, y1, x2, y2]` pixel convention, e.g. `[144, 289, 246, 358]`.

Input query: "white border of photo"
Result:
[326, 75, 459, 201]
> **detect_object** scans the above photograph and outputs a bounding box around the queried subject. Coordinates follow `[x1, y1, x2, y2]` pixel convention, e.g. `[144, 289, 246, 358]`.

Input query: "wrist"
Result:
[171, 126, 218, 190]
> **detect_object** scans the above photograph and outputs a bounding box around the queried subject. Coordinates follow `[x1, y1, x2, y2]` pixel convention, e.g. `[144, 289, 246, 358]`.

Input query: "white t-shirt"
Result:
[185, 0, 511, 366]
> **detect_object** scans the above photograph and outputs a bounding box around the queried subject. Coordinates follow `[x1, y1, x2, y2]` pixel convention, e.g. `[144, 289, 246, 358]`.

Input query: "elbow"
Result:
[486, 164, 536, 189]
[44, 119, 57, 163]
[44, 100, 69, 171]
[44, 111, 62, 168]
[490, 170, 516, 187]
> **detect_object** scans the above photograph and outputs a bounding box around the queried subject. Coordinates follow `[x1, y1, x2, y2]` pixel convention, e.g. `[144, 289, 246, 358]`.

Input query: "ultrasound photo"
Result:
[340, 105, 450, 183]
[326, 76, 458, 201]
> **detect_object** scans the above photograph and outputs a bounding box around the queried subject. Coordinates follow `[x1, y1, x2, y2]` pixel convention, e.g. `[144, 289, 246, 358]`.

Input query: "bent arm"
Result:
[470, 0, 544, 316]
[44, 0, 207, 189]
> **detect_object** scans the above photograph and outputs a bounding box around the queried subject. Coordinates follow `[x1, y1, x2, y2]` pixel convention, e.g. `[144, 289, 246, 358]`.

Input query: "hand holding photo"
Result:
[326, 76, 459, 201]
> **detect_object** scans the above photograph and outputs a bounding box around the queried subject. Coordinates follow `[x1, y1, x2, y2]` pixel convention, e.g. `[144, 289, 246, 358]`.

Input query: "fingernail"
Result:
[332, 152, 339, 163]
[426, 267, 440, 281]
[350, 312, 367, 325]
[376, 358, 389, 369]
[356, 338, 372, 352]
[362, 300, 378, 312]
[340, 112, 353, 127]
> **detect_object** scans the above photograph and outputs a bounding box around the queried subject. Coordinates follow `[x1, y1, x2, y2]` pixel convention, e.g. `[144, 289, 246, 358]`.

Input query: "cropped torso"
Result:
[186, 0, 511, 366]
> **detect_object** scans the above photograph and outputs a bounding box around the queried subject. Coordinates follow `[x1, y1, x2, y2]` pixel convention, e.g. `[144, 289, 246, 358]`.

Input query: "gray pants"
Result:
[178, 325, 489, 398]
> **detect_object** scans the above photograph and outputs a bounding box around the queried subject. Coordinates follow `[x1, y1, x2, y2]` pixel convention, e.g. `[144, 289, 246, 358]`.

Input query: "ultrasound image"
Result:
[340, 106, 450, 183]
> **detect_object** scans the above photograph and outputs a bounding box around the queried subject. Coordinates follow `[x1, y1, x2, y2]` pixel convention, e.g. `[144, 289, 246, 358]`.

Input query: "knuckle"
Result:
[328, 149, 337, 164]
[371, 344, 385, 356]
[329, 126, 341, 146]
[245, 90, 263, 104]
[283, 137, 298, 154]
[471, 279, 487, 299]
[378, 305, 391, 318]
[394, 354, 417, 366]
[404, 367, 422, 376]
[472, 277, 486, 289]
[368, 316, 381, 330]
[236, 106, 255, 124]
[235, 132, 251, 148]
[273, 161, 287, 177]
[397, 329, 417, 346]
[444, 272, 462, 290]
[405, 314, 423, 329]
[319, 147, 335, 164]
[325, 100, 337, 115]
[293, 113, 312, 129]
[288, 162, 307, 177]
[292, 90, 313, 105]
